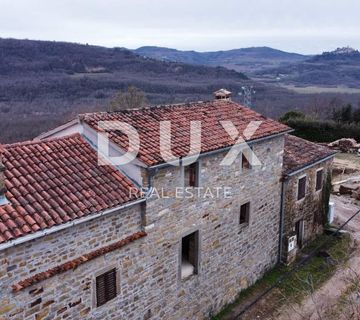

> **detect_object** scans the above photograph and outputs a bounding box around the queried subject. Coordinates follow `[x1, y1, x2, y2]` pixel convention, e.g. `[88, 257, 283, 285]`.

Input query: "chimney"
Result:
[213, 88, 232, 101]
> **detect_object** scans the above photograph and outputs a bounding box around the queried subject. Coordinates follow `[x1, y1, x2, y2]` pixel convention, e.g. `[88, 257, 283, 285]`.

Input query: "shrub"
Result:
[279, 110, 305, 122]
[284, 118, 360, 142]
[322, 170, 332, 225]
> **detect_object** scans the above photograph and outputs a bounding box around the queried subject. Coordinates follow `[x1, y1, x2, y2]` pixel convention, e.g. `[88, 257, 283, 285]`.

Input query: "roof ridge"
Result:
[285, 134, 332, 149]
[4, 133, 83, 150]
[78, 99, 277, 125]
[80, 99, 240, 118]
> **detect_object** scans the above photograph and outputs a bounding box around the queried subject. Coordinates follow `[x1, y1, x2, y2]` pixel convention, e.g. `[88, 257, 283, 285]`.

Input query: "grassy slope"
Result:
[213, 233, 352, 320]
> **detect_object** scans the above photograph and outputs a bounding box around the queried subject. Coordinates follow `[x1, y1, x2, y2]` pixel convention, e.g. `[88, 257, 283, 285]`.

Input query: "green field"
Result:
[281, 84, 360, 94]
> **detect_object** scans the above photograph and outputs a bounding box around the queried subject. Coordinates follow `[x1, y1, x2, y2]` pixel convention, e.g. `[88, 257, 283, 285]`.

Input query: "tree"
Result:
[109, 86, 147, 111]
[279, 110, 306, 123]
[341, 104, 353, 123]
[353, 108, 360, 123]
[308, 95, 328, 119]
[321, 170, 332, 225]
[332, 108, 342, 122]
[332, 104, 353, 123]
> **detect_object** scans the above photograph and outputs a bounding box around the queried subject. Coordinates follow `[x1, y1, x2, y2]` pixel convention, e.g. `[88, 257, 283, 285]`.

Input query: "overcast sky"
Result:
[0, 0, 359, 54]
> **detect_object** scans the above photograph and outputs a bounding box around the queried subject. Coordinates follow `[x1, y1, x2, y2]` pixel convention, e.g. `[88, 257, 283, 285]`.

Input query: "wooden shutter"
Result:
[188, 232, 199, 274]
[189, 164, 196, 187]
[185, 163, 197, 187]
[96, 269, 117, 307]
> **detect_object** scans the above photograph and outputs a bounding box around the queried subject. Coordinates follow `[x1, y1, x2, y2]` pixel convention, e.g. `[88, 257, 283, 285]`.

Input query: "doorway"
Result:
[295, 219, 304, 249]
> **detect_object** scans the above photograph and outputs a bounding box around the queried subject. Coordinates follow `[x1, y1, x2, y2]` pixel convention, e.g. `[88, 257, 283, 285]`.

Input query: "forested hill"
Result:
[0, 38, 249, 78]
[0, 38, 252, 143]
[134, 46, 308, 74]
[1, 38, 358, 144]
[256, 47, 360, 87]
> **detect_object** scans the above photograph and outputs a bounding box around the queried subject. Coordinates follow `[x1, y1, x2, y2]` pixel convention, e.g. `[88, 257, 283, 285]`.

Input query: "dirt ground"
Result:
[275, 194, 360, 320]
[333, 153, 360, 183]
[237, 194, 360, 320]
[272, 154, 360, 320]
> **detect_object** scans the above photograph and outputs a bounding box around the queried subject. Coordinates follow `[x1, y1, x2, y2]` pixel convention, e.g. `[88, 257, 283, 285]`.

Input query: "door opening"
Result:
[295, 220, 304, 249]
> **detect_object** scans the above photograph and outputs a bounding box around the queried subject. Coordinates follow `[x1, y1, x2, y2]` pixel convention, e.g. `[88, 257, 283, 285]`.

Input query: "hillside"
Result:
[134, 46, 308, 74]
[0, 38, 359, 144]
[256, 47, 360, 88]
[0, 38, 252, 143]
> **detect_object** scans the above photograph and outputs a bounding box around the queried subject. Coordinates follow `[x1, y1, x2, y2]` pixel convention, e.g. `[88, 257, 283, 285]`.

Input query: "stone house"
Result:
[0, 99, 334, 319]
[281, 135, 336, 264]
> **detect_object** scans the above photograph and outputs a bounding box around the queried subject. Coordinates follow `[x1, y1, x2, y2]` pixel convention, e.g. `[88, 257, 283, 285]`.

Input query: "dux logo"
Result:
[97, 120, 262, 167]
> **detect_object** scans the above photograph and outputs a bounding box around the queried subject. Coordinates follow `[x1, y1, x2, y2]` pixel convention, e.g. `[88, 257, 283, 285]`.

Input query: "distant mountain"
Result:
[0, 38, 249, 79]
[310, 47, 360, 62]
[326, 46, 359, 55]
[133, 46, 309, 74]
[256, 47, 360, 87]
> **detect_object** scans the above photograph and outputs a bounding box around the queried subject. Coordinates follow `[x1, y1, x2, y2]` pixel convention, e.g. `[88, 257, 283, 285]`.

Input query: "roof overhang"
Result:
[0, 197, 146, 252]
[35, 118, 80, 140]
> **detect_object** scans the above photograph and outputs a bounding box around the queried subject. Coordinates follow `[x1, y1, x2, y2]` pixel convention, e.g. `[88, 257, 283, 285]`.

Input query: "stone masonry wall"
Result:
[282, 159, 333, 263]
[143, 135, 285, 319]
[0, 204, 145, 319]
[0, 135, 285, 320]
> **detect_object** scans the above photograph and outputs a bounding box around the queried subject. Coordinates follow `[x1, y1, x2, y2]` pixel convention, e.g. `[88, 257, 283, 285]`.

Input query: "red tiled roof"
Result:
[81, 100, 291, 166]
[12, 231, 147, 292]
[0, 134, 139, 244]
[283, 135, 336, 175]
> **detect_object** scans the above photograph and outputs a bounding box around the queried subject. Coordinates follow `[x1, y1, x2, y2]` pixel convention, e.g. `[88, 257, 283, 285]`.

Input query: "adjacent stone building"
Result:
[281, 135, 336, 264]
[0, 99, 334, 319]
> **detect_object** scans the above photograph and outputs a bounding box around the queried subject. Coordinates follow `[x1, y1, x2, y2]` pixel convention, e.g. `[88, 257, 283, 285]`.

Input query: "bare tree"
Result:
[109, 86, 147, 111]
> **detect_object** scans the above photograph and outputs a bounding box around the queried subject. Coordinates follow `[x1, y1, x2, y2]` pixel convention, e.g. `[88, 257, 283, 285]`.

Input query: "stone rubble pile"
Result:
[339, 180, 360, 200]
[328, 138, 360, 153]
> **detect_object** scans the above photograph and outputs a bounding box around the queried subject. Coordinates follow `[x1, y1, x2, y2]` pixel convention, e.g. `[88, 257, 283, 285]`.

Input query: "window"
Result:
[240, 202, 250, 225]
[316, 169, 323, 191]
[241, 148, 252, 170]
[242, 153, 251, 170]
[96, 269, 117, 307]
[297, 176, 306, 200]
[184, 162, 199, 187]
[181, 231, 199, 279]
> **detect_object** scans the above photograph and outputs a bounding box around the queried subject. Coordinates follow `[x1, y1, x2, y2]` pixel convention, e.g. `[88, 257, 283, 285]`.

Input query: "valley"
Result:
[0, 38, 360, 143]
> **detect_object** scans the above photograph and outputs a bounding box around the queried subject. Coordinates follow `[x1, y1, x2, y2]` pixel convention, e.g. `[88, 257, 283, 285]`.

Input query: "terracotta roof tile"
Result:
[81, 100, 291, 166]
[0, 134, 140, 244]
[283, 135, 337, 175]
